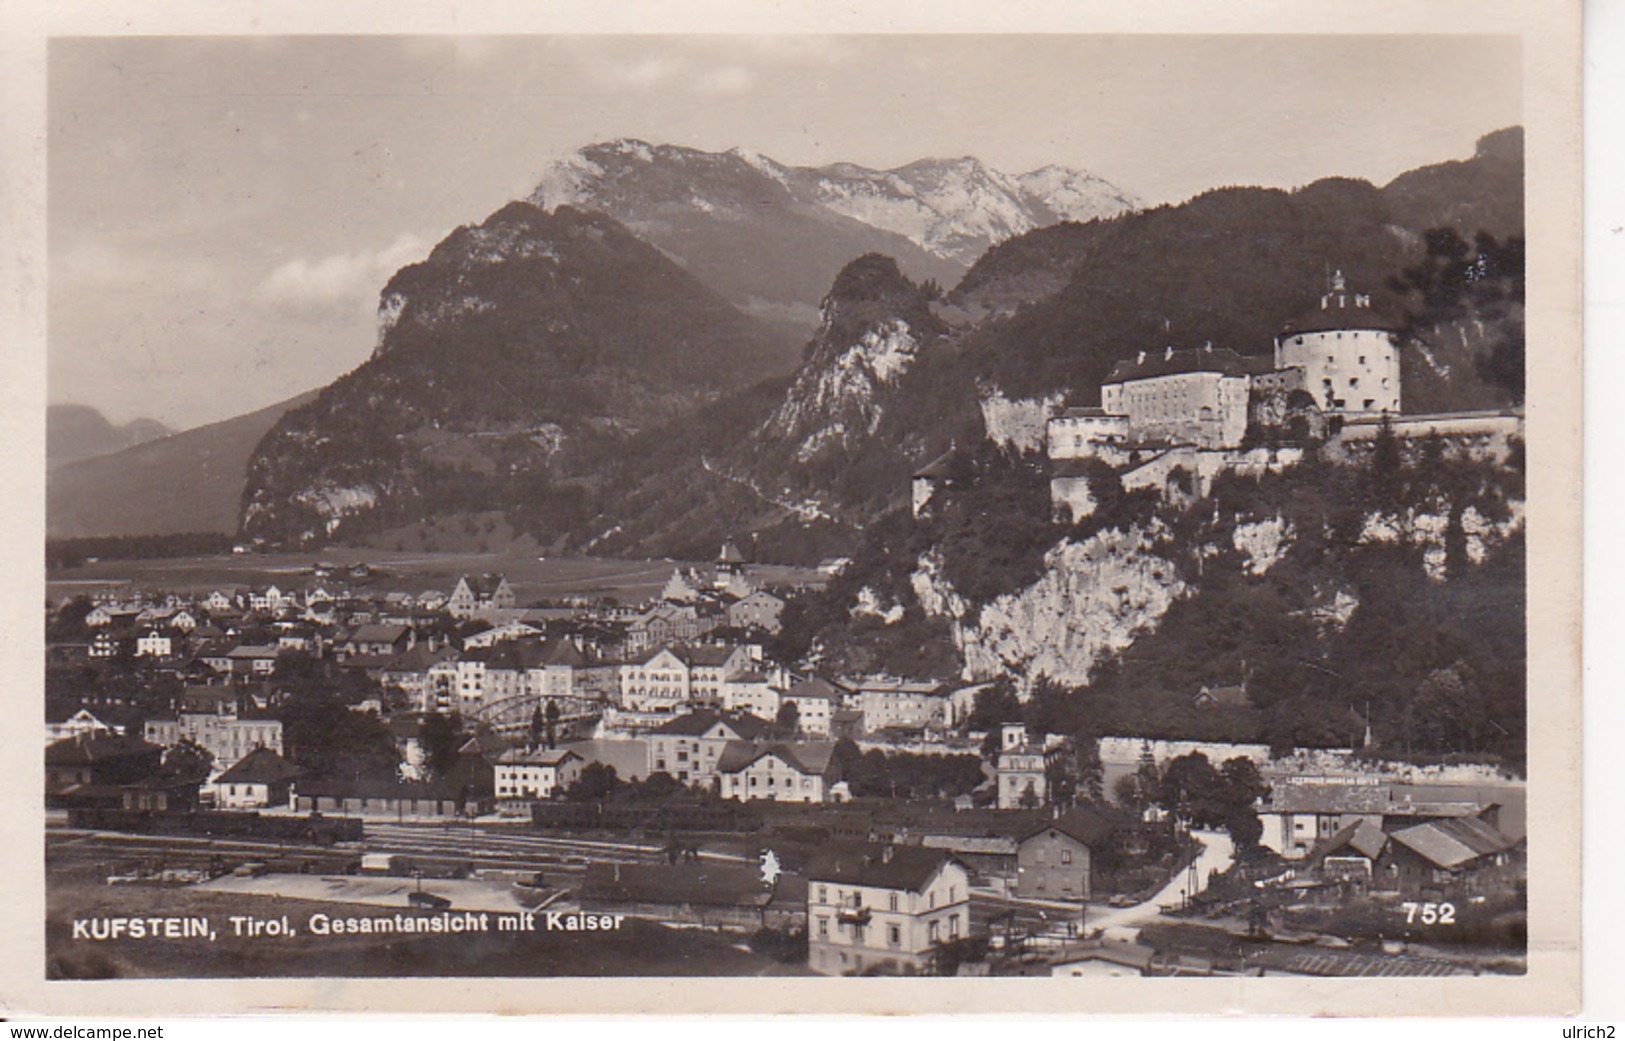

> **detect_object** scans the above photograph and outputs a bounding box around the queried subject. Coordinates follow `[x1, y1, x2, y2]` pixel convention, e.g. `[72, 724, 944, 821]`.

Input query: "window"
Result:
[818, 917, 829, 938]
[929, 921, 939, 942]
[889, 893, 899, 911]
[888, 924, 901, 947]
[1061, 850, 1073, 865]
[949, 914, 961, 939]
[818, 886, 828, 904]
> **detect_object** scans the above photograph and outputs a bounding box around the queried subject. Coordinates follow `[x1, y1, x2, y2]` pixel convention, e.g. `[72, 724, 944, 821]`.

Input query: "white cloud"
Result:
[695, 66, 754, 96]
[255, 233, 428, 312]
[593, 57, 681, 90]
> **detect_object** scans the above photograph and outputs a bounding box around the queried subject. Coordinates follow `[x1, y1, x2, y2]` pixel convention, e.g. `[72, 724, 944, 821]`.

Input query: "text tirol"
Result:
[546, 912, 625, 931]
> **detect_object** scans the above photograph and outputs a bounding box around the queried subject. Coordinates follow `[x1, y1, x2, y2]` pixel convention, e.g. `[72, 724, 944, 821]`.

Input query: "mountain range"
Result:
[47, 405, 172, 469]
[49, 129, 1524, 553]
[530, 140, 1138, 330]
[47, 392, 316, 538]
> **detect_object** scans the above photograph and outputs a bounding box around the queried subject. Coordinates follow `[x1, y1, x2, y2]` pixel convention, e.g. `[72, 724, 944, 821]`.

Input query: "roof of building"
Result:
[181, 685, 239, 712]
[718, 540, 747, 565]
[1053, 457, 1125, 481]
[715, 740, 838, 776]
[1104, 345, 1268, 385]
[1058, 406, 1111, 419]
[382, 644, 460, 673]
[1194, 684, 1251, 708]
[1020, 805, 1123, 848]
[1310, 818, 1390, 863]
[1387, 816, 1517, 870]
[45, 733, 162, 765]
[785, 676, 842, 702]
[806, 844, 959, 892]
[457, 573, 510, 598]
[578, 861, 806, 910]
[1245, 946, 1470, 978]
[496, 747, 582, 767]
[648, 711, 768, 739]
[295, 776, 475, 801]
[339, 653, 400, 672]
[214, 747, 303, 786]
[919, 834, 1019, 855]
[1280, 273, 1398, 335]
[1052, 938, 1157, 972]
[349, 624, 409, 644]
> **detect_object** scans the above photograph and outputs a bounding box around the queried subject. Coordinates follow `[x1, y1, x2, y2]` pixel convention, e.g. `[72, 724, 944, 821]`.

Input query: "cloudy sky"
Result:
[49, 34, 1521, 430]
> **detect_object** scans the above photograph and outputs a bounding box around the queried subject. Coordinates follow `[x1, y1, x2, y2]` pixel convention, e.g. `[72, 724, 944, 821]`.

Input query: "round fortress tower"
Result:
[1273, 269, 1401, 415]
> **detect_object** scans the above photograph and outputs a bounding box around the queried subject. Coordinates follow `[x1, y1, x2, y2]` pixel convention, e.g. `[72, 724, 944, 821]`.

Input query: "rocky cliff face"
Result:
[912, 528, 1186, 688]
[753, 255, 947, 463]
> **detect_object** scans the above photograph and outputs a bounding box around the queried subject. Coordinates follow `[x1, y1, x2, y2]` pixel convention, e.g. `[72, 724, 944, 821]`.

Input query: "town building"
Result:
[142, 689, 284, 774]
[781, 677, 841, 737]
[619, 646, 694, 713]
[1049, 938, 1157, 978]
[46, 733, 164, 797]
[344, 623, 415, 658]
[45, 708, 119, 745]
[1014, 806, 1120, 901]
[225, 643, 281, 677]
[718, 670, 783, 722]
[135, 630, 174, 658]
[716, 741, 841, 803]
[1374, 816, 1524, 899]
[448, 573, 517, 620]
[646, 711, 768, 789]
[493, 747, 584, 811]
[293, 777, 493, 819]
[726, 589, 786, 634]
[846, 677, 950, 732]
[806, 846, 972, 976]
[212, 747, 302, 809]
[578, 861, 807, 934]
[461, 621, 543, 649]
[714, 539, 747, 590]
[1257, 780, 1389, 859]
[995, 723, 1051, 809]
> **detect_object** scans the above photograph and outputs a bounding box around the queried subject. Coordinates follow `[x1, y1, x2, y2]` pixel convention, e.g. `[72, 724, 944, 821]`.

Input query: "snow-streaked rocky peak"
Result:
[526, 140, 1139, 265]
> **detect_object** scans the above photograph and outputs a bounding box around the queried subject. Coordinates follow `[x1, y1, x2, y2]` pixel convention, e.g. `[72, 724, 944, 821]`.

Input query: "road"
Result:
[1086, 828, 1234, 934]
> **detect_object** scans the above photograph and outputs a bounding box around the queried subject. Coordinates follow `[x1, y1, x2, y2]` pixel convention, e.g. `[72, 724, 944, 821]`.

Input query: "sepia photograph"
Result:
[6, 3, 1585, 1018]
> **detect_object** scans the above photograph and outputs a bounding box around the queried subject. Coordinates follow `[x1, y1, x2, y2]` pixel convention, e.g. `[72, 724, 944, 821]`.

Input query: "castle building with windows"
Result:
[1042, 269, 1518, 520]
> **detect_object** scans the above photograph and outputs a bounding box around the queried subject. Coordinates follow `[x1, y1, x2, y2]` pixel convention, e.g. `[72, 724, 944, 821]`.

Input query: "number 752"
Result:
[1401, 901, 1456, 924]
